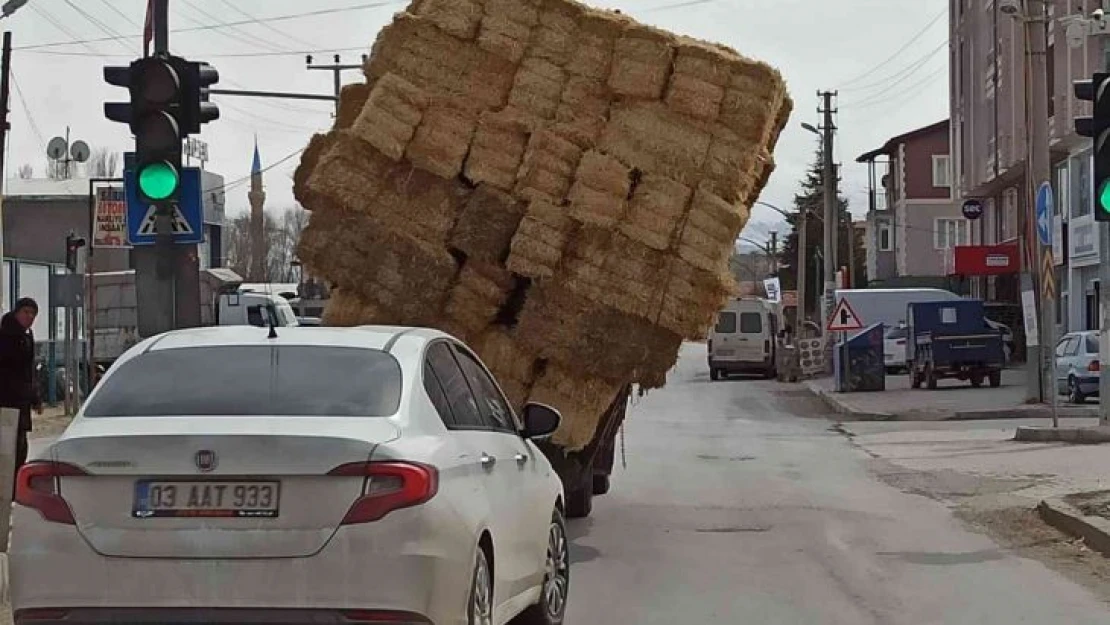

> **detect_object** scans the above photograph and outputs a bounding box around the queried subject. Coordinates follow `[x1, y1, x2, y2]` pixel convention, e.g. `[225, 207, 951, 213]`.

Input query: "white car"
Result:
[11, 326, 570, 625]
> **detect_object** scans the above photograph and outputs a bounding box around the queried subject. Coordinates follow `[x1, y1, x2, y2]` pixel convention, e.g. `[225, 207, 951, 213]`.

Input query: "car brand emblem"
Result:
[195, 450, 218, 473]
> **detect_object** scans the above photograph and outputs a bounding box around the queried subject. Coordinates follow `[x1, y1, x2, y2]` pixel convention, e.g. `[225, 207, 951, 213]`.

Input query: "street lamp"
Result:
[801, 122, 820, 135]
[0, 0, 27, 18]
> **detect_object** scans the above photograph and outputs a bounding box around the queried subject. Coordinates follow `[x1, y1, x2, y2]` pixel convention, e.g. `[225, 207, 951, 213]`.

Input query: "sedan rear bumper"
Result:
[15, 608, 432, 625]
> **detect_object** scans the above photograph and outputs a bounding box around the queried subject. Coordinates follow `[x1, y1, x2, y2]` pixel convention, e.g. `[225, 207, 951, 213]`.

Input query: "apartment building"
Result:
[857, 120, 966, 286]
[950, 0, 1106, 334]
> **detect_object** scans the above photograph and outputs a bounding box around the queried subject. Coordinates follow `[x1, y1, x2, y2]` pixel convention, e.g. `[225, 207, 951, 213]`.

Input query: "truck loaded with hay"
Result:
[292, 0, 791, 518]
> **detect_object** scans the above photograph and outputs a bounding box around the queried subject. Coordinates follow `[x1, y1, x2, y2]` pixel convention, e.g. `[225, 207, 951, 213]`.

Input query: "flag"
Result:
[142, 0, 153, 57]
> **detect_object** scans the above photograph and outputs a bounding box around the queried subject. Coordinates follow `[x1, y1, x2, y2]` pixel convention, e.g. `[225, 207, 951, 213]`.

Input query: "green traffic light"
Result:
[137, 162, 179, 200]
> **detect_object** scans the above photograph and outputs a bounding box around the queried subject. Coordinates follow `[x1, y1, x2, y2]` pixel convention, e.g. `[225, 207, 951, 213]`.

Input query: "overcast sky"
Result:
[4, 0, 948, 247]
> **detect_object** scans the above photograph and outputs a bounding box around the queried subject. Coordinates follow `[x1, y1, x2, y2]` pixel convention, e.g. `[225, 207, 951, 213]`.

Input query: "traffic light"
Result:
[1074, 73, 1110, 221]
[103, 55, 219, 205]
[64, 234, 86, 273]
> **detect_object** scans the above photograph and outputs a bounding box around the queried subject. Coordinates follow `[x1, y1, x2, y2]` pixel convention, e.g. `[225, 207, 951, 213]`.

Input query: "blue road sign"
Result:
[1036, 182, 1053, 247]
[124, 155, 205, 246]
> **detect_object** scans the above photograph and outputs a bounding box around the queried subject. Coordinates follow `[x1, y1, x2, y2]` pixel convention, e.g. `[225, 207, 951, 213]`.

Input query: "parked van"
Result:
[708, 298, 780, 381]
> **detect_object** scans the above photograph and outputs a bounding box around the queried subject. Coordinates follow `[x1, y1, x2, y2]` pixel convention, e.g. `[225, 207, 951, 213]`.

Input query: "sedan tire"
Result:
[469, 546, 495, 625]
[515, 510, 570, 625]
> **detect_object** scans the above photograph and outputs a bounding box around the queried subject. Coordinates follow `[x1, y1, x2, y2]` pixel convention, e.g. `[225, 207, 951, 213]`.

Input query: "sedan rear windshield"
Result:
[1088, 334, 1101, 355]
[83, 346, 403, 417]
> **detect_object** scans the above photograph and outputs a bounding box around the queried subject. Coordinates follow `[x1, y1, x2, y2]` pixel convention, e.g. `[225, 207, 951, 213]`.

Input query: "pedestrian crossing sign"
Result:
[134, 204, 195, 237]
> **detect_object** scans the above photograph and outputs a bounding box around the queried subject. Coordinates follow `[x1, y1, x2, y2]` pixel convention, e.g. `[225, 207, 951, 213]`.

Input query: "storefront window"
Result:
[1073, 151, 1091, 218]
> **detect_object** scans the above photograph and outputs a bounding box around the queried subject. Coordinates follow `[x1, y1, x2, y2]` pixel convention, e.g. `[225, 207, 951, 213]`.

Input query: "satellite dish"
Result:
[70, 140, 90, 163]
[1067, 20, 1088, 49]
[46, 136, 66, 160]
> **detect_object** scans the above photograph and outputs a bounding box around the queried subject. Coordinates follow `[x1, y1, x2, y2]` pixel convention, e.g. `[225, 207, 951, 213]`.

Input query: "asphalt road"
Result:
[564, 344, 1110, 624]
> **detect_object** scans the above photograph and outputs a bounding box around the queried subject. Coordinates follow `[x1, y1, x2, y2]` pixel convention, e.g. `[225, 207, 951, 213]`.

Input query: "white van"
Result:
[708, 298, 780, 381]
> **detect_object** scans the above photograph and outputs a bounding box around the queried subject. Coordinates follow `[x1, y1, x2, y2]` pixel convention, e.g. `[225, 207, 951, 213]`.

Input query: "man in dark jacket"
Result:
[0, 297, 42, 472]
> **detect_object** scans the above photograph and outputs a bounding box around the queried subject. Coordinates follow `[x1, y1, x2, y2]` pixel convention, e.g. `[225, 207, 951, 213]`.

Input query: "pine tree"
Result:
[777, 149, 865, 322]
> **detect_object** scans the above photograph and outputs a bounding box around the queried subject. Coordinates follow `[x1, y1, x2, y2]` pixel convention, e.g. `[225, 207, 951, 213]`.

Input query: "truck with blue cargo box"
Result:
[906, 299, 1006, 390]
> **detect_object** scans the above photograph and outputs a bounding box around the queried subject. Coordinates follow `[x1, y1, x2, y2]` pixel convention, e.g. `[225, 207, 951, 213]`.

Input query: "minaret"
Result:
[248, 138, 267, 282]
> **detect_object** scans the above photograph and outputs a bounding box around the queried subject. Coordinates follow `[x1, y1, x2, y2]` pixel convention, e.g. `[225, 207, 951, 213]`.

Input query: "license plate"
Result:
[133, 480, 281, 519]
[716, 349, 734, 356]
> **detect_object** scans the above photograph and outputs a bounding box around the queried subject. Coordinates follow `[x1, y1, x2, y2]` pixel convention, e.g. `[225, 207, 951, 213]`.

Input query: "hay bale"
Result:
[552, 77, 611, 148]
[443, 261, 516, 341]
[568, 150, 631, 227]
[507, 56, 566, 120]
[322, 288, 385, 327]
[530, 1, 583, 65]
[565, 12, 626, 79]
[657, 257, 735, 338]
[608, 30, 675, 100]
[336, 82, 372, 130]
[719, 59, 789, 144]
[294, 133, 340, 209]
[464, 111, 533, 190]
[702, 125, 760, 203]
[351, 73, 429, 161]
[471, 328, 536, 409]
[619, 174, 692, 250]
[451, 184, 527, 262]
[516, 128, 583, 203]
[506, 199, 575, 278]
[562, 227, 668, 319]
[599, 102, 712, 187]
[530, 363, 625, 451]
[665, 73, 725, 121]
[676, 184, 749, 273]
[406, 102, 479, 179]
[477, 0, 539, 63]
[411, 0, 485, 40]
[672, 39, 733, 87]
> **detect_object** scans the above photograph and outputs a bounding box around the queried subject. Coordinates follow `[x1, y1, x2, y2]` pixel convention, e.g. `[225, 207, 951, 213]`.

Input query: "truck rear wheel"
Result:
[925, 362, 938, 390]
[989, 371, 1002, 388]
[567, 483, 593, 519]
[592, 474, 610, 495]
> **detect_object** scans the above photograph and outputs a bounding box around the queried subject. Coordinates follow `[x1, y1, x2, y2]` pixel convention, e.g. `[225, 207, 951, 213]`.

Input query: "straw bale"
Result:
[552, 77, 611, 148]
[672, 39, 733, 87]
[515, 129, 583, 203]
[464, 111, 534, 190]
[405, 102, 479, 179]
[703, 125, 760, 203]
[373, 164, 471, 243]
[444, 261, 515, 340]
[665, 73, 725, 121]
[294, 133, 340, 210]
[516, 284, 682, 382]
[451, 184, 527, 262]
[657, 257, 734, 338]
[507, 56, 566, 119]
[718, 59, 789, 145]
[567, 150, 631, 227]
[486, 0, 540, 26]
[412, 0, 485, 40]
[336, 82, 372, 131]
[351, 73, 428, 161]
[619, 174, 692, 250]
[506, 199, 575, 278]
[477, 0, 540, 65]
[530, 363, 625, 451]
[530, 1, 583, 65]
[303, 133, 395, 216]
[676, 184, 749, 273]
[562, 227, 668, 319]
[598, 102, 712, 187]
[608, 31, 675, 100]
[471, 328, 536, 409]
[322, 289, 385, 327]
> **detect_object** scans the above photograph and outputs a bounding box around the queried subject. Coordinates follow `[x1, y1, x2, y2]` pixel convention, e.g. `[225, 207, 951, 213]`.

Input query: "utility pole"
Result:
[846, 219, 855, 289]
[0, 31, 10, 313]
[306, 54, 366, 115]
[769, 231, 778, 275]
[1023, 0, 1052, 404]
[819, 90, 838, 367]
[796, 210, 807, 329]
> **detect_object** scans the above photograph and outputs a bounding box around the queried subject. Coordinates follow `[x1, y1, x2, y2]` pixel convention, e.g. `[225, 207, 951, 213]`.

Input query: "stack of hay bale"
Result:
[294, 0, 792, 451]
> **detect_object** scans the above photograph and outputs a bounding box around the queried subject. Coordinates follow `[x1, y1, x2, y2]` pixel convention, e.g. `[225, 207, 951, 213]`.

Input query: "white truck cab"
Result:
[708, 297, 780, 381]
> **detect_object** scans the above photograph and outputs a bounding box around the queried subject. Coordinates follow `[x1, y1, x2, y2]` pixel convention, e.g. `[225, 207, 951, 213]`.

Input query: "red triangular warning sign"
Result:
[826, 298, 863, 332]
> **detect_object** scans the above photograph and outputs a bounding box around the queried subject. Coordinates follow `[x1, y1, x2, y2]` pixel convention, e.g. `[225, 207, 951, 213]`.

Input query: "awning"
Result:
[952, 244, 1020, 276]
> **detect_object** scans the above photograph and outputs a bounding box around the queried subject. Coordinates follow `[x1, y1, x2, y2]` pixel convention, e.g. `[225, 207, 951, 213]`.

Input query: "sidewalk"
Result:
[805, 367, 1099, 421]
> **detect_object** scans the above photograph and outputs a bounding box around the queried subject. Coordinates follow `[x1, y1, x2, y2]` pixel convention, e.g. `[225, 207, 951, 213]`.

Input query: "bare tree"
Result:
[225, 207, 310, 283]
[88, 148, 120, 178]
[16, 163, 32, 179]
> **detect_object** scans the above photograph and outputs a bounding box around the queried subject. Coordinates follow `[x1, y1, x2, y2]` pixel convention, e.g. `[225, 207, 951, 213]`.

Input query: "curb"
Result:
[804, 384, 895, 421]
[1014, 425, 1110, 444]
[1037, 498, 1110, 557]
[0, 552, 7, 604]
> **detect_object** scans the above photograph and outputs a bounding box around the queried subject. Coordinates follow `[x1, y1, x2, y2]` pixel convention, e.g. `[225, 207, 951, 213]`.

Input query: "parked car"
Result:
[11, 326, 570, 625]
[708, 297, 781, 380]
[883, 324, 909, 374]
[1055, 330, 1101, 404]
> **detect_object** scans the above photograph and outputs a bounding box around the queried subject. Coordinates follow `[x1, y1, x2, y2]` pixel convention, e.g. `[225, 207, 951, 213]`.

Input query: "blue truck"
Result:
[907, 299, 1006, 390]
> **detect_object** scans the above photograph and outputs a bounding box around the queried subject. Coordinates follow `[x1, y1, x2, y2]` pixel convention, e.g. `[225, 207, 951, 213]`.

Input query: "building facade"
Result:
[857, 120, 966, 286]
[950, 0, 1107, 338]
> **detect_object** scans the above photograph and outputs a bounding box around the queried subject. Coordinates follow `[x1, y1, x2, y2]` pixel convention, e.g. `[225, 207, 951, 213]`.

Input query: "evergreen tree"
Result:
[777, 149, 866, 322]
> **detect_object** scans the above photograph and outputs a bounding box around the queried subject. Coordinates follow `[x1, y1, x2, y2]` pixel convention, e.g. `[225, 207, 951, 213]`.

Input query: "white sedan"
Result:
[11, 326, 570, 625]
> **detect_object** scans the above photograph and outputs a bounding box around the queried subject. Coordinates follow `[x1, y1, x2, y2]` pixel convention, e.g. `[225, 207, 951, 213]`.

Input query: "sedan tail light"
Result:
[328, 461, 438, 525]
[15, 461, 87, 525]
[1090, 361, 1102, 373]
[896, 340, 906, 346]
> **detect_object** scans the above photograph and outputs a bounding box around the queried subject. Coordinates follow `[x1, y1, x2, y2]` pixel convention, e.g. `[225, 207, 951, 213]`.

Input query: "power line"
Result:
[842, 64, 947, 112]
[840, 40, 947, 94]
[216, 0, 322, 51]
[205, 147, 305, 195]
[18, 45, 370, 59]
[15, 1, 404, 51]
[836, 7, 947, 89]
[62, 0, 135, 54]
[27, 2, 102, 55]
[98, 0, 141, 28]
[9, 69, 45, 148]
[179, 0, 290, 54]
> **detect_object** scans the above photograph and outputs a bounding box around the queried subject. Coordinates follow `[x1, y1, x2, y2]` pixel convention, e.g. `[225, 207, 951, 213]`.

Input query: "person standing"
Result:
[0, 298, 42, 473]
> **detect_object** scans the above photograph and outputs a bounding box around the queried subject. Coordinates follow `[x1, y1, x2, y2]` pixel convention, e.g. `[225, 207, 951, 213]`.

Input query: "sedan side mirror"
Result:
[522, 402, 562, 440]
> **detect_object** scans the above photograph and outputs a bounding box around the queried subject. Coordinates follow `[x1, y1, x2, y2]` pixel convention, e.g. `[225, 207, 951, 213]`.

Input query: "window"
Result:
[739, 312, 763, 334]
[885, 326, 907, 340]
[1056, 337, 1072, 358]
[932, 155, 952, 188]
[715, 312, 737, 334]
[1065, 337, 1082, 357]
[1073, 153, 1091, 218]
[423, 361, 457, 427]
[934, 218, 968, 250]
[1087, 334, 1100, 355]
[426, 342, 485, 429]
[83, 346, 403, 417]
[878, 221, 893, 251]
[453, 346, 517, 433]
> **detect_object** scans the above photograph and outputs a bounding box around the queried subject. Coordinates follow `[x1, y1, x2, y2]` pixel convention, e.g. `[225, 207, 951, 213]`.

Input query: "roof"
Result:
[4, 176, 93, 199]
[138, 325, 447, 354]
[251, 138, 262, 175]
[856, 119, 950, 163]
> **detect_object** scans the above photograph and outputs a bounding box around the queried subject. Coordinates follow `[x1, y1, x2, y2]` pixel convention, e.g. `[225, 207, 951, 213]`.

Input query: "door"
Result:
[735, 310, 767, 363]
[710, 311, 738, 361]
[1055, 335, 1079, 394]
[451, 344, 545, 601]
[424, 343, 521, 605]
